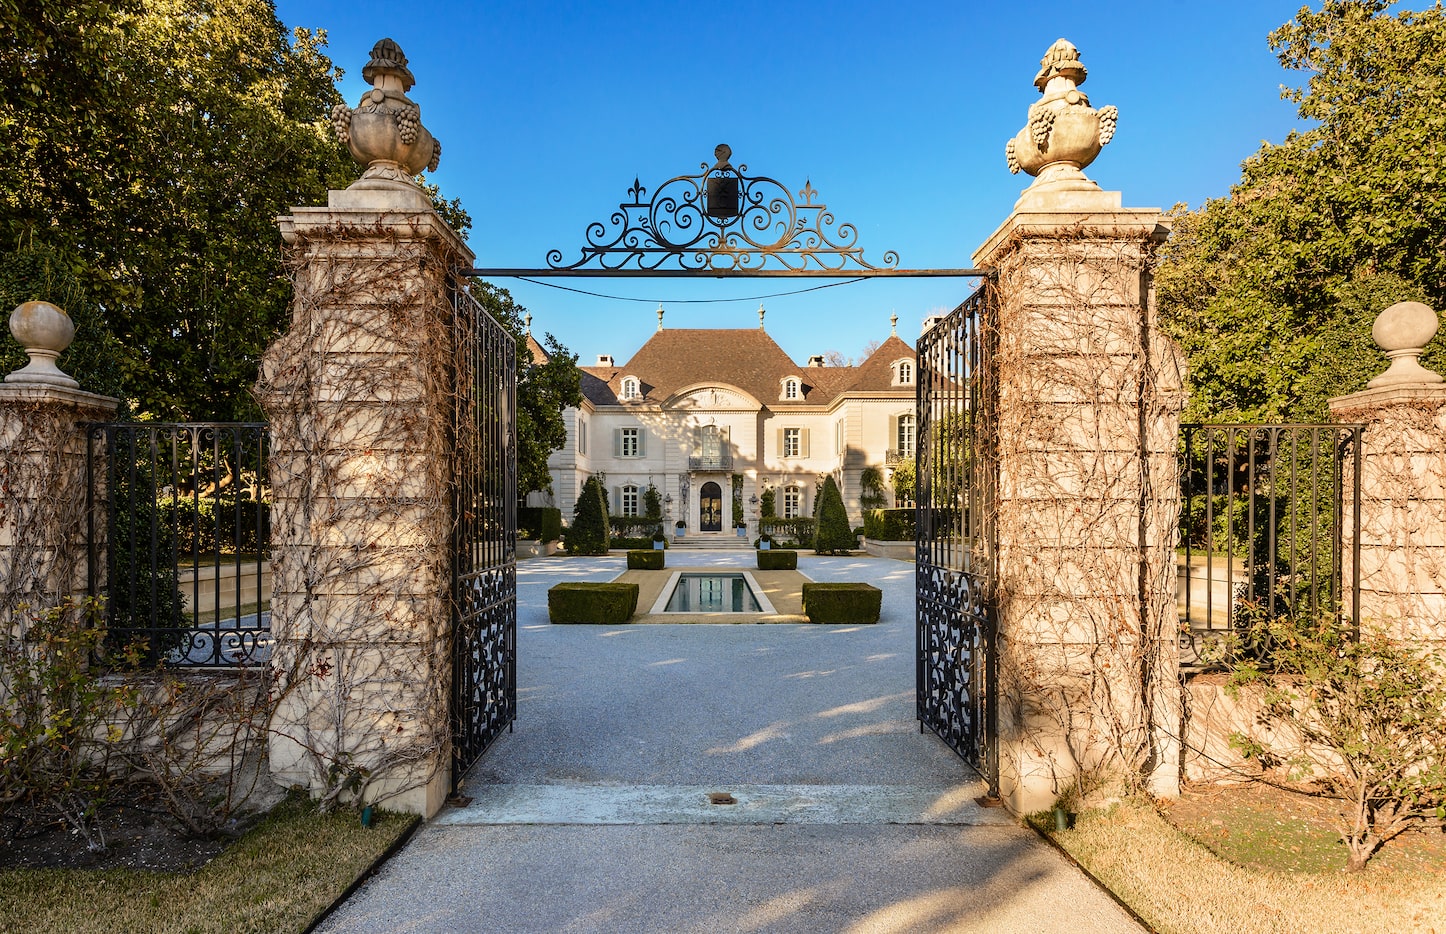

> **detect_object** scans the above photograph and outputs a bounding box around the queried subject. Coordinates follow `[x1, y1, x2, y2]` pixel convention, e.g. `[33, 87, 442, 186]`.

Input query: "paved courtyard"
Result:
[319, 551, 1142, 934]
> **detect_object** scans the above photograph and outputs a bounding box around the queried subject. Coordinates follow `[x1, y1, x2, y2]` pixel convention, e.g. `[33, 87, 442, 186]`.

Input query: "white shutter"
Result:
[776, 428, 785, 458]
[637, 428, 646, 458]
[801, 428, 811, 458]
[613, 428, 621, 458]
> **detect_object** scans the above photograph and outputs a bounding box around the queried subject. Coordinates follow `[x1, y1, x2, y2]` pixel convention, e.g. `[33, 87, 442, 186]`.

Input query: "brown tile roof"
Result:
[576, 328, 916, 407]
[844, 335, 917, 392]
[596, 329, 821, 406]
[525, 333, 549, 365]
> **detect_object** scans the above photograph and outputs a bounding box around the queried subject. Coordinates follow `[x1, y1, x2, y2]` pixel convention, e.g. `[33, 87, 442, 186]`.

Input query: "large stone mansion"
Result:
[526, 310, 920, 540]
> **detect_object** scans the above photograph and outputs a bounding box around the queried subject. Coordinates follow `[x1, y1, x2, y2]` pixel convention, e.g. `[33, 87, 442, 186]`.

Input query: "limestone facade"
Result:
[534, 325, 919, 538]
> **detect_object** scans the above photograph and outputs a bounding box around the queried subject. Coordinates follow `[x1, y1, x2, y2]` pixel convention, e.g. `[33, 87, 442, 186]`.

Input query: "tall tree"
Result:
[1157, 0, 1446, 423]
[467, 281, 582, 499]
[1, 0, 354, 418]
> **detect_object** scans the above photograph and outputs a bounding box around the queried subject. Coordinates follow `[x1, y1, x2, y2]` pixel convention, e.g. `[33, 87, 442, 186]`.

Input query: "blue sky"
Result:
[275, 0, 1307, 365]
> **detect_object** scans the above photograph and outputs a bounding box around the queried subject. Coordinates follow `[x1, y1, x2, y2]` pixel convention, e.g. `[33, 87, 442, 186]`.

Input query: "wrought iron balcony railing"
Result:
[886, 449, 913, 465]
[688, 453, 733, 470]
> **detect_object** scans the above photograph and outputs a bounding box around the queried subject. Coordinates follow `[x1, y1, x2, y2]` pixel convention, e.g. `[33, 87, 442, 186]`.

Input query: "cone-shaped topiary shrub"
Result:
[568, 474, 610, 555]
[812, 475, 854, 554]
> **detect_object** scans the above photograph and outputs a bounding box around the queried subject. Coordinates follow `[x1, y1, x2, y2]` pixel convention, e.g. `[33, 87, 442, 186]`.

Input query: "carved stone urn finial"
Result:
[330, 38, 441, 191]
[1005, 39, 1118, 201]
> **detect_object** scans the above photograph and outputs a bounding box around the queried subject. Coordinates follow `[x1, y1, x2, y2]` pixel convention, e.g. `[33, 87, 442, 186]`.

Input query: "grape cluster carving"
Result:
[397, 105, 421, 145]
[330, 103, 352, 145]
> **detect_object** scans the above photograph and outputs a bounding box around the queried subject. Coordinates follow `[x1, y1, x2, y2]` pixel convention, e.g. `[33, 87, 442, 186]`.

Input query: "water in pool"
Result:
[663, 573, 762, 613]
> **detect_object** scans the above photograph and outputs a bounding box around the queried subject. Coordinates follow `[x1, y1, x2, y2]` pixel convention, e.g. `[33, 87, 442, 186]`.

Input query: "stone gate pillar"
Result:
[1, 303, 119, 640]
[975, 40, 1185, 813]
[1329, 301, 1446, 651]
[256, 40, 466, 817]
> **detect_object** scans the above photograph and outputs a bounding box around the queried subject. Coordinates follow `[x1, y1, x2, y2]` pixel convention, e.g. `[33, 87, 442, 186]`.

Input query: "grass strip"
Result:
[1029, 798, 1446, 934]
[0, 796, 418, 934]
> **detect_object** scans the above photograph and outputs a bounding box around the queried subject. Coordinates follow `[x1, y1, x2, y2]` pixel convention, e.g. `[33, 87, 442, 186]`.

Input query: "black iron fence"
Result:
[86, 423, 271, 667]
[1177, 423, 1362, 668]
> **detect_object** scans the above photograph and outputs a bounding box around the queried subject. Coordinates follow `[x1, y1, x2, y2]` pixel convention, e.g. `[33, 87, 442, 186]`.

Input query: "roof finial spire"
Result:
[758, 302, 766, 330]
[657, 303, 664, 331]
[524, 312, 532, 337]
[890, 312, 898, 337]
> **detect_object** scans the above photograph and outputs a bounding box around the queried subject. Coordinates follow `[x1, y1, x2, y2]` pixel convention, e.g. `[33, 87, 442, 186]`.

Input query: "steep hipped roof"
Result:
[576, 327, 917, 407]
[845, 335, 917, 393]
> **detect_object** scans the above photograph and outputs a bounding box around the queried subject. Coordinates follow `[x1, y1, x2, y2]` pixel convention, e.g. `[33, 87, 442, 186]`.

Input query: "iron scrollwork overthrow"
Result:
[546, 144, 900, 274]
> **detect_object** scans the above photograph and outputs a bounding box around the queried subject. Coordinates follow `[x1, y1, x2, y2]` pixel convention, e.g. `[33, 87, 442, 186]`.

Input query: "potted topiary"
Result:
[758, 532, 772, 551]
[652, 527, 666, 550]
[674, 519, 686, 539]
[735, 519, 747, 537]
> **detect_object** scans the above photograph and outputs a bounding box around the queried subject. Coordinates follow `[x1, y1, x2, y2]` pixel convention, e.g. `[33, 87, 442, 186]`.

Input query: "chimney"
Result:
[596, 354, 614, 367]
[807, 355, 826, 367]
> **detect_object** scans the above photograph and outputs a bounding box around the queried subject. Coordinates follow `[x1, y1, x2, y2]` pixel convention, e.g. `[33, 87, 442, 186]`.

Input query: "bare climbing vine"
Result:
[988, 226, 1185, 805]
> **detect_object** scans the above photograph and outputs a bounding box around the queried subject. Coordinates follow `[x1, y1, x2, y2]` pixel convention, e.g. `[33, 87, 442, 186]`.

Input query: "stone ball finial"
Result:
[331, 38, 440, 191]
[6, 301, 79, 388]
[1005, 38, 1118, 200]
[1367, 300, 1444, 388]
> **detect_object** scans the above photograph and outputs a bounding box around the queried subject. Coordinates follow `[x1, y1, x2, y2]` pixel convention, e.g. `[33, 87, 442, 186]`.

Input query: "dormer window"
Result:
[893, 359, 914, 386]
[782, 377, 801, 400]
[621, 376, 640, 400]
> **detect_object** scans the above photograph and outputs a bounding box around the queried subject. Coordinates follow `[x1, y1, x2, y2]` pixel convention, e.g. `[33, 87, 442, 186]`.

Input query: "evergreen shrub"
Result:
[756, 550, 798, 571]
[547, 582, 639, 624]
[566, 476, 610, 555]
[863, 508, 915, 541]
[626, 550, 664, 570]
[801, 583, 881, 624]
[813, 475, 854, 554]
[518, 506, 562, 542]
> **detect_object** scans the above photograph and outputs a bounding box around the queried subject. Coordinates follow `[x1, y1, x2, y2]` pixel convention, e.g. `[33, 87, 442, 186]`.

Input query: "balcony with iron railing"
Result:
[886, 448, 913, 465]
[687, 452, 734, 471]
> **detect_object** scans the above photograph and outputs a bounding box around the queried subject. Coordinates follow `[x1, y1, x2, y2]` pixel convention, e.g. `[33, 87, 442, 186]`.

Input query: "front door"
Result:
[699, 481, 723, 532]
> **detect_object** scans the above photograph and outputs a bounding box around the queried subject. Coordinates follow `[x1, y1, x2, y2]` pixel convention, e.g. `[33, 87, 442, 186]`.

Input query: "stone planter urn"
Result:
[330, 38, 441, 198]
[1004, 39, 1118, 207]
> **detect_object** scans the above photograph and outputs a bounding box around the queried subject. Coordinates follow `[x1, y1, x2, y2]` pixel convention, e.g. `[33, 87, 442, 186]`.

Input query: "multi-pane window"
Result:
[621, 377, 640, 400]
[898, 361, 913, 385]
[622, 484, 639, 517]
[578, 417, 587, 455]
[783, 485, 802, 519]
[783, 378, 800, 399]
[897, 414, 916, 458]
[621, 427, 640, 457]
[783, 427, 801, 457]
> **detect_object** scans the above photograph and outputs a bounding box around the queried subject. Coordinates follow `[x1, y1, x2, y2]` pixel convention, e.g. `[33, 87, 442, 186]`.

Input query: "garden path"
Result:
[318, 551, 1143, 933]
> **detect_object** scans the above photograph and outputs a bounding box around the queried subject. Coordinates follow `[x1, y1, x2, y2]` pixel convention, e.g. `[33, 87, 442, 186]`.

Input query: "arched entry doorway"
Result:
[698, 481, 723, 532]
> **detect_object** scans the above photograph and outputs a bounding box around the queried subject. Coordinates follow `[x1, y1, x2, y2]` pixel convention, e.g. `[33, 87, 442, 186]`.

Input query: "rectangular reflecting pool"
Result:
[650, 571, 776, 615]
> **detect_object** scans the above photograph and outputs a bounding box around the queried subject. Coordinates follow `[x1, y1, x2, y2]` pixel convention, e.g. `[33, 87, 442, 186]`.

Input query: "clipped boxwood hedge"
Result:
[626, 549, 664, 570]
[756, 549, 798, 571]
[801, 582, 882, 624]
[518, 506, 562, 542]
[548, 582, 640, 624]
[863, 508, 915, 542]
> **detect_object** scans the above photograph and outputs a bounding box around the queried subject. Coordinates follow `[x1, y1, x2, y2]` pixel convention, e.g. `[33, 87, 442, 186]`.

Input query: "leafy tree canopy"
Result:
[1157, 0, 1446, 423]
[467, 280, 583, 498]
[1, 0, 356, 419]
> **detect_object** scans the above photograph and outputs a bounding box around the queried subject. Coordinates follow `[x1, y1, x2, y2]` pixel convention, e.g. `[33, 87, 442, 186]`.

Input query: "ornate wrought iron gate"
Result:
[450, 284, 518, 788]
[915, 281, 998, 791]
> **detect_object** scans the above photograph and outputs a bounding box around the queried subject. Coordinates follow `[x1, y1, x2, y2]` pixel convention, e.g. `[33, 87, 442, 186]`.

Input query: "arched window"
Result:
[621, 376, 640, 400]
[621, 484, 640, 517]
[898, 360, 913, 385]
[783, 485, 803, 519]
[783, 378, 800, 400]
[897, 413, 916, 457]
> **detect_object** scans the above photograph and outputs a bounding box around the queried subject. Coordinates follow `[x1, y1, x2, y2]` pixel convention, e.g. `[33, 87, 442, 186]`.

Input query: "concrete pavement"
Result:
[318, 551, 1142, 934]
